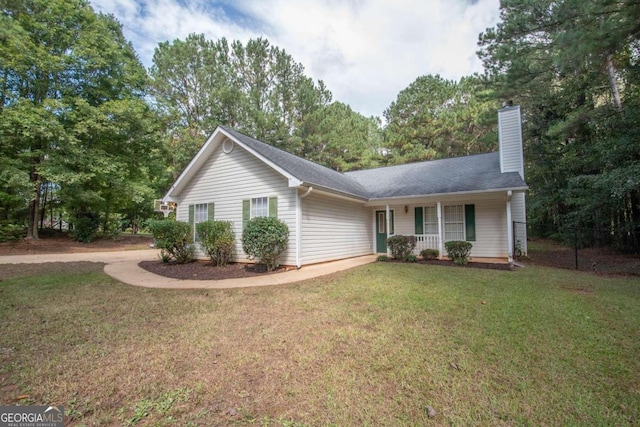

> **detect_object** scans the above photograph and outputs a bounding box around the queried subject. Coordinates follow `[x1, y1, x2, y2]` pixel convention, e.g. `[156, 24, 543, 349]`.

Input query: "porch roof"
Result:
[345, 152, 527, 200]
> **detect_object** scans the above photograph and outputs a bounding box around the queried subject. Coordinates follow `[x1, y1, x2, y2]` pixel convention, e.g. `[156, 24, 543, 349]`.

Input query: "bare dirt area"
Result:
[139, 260, 290, 280]
[524, 238, 639, 276]
[0, 232, 153, 256]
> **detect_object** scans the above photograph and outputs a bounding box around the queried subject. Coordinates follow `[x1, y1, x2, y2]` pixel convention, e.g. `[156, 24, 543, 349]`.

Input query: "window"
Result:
[444, 205, 465, 241]
[195, 203, 208, 224]
[424, 206, 438, 234]
[188, 203, 214, 242]
[243, 197, 278, 227]
[251, 197, 269, 218]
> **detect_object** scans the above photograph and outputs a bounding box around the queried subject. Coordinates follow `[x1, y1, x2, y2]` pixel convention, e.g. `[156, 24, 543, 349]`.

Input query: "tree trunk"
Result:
[605, 53, 622, 111]
[26, 164, 42, 240]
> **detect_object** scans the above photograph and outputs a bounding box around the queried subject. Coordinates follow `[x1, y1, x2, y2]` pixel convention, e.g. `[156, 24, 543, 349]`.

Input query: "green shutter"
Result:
[465, 204, 476, 241]
[414, 207, 423, 234]
[207, 203, 215, 221]
[269, 196, 278, 218]
[188, 204, 194, 224]
[242, 199, 250, 227]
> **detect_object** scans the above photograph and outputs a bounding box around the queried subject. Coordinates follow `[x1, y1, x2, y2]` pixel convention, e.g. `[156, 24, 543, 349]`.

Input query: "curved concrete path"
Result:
[0, 250, 377, 289]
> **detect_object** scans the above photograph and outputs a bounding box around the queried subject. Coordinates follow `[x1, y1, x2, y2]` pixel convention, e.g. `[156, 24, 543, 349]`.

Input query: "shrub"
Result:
[149, 220, 194, 264]
[196, 220, 235, 266]
[405, 254, 418, 263]
[445, 240, 473, 265]
[101, 214, 124, 240]
[376, 255, 389, 262]
[73, 215, 98, 243]
[241, 217, 289, 271]
[0, 221, 24, 242]
[386, 235, 416, 260]
[420, 248, 439, 260]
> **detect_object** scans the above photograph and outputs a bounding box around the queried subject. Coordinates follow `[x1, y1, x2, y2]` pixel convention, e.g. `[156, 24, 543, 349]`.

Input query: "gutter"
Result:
[295, 186, 313, 268]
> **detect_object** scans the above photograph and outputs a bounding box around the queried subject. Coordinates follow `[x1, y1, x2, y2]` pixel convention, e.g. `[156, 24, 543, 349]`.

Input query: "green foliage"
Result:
[149, 220, 194, 264]
[376, 255, 389, 262]
[383, 74, 500, 164]
[150, 35, 333, 178]
[292, 102, 383, 171]
[478, 0, 640, 253]
[0, 221, 25, 242]
[72, 216, 99, 243]
[405, 254, 418, 263]
[445, 241, 473, 265]
[101, 214, 124, 240]
[386, 235, 416, 260]
[241, 217, 289, 271]
[420, 248, 439, 260]
[196, 220, 235, 266]
[0, 0, 164, 240]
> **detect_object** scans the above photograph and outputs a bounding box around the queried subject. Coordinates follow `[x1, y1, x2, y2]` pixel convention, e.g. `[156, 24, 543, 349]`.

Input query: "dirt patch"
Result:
[139, 260, 290, 280]
[0, 232, 153, 255]
[384, 258, 512, 271]
[525, 239, 639, 276]
[0, 262, 105, 280]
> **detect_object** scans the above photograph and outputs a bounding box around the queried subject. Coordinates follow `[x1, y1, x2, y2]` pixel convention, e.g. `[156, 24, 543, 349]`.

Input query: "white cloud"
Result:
[90, 0, 500, 118]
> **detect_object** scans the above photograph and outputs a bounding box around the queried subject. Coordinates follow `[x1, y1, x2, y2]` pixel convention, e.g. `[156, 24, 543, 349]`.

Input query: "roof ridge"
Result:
[345, 151, 498, 175]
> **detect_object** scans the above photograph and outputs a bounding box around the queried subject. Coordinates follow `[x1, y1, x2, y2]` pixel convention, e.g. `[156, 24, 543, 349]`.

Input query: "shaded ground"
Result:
[524, 239, 639, 276]
[0, 232, 153, 256]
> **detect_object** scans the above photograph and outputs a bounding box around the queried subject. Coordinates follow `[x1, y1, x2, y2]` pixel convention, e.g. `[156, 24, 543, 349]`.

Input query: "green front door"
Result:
[375, 210, 394, 253]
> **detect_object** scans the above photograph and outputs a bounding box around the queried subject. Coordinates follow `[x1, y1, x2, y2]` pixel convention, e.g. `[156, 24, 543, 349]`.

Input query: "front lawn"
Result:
[0, 262, 638, 426]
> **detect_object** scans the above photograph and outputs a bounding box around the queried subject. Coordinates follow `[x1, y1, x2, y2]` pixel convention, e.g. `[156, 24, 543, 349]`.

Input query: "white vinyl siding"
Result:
[175, 143, 297, 264]
[498, 106, 524, 178]
[391, 195, 510, 258]
[301, 191, 372, 264]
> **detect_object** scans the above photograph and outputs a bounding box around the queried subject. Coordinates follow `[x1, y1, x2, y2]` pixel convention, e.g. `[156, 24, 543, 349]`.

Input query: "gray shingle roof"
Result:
[346, 152, 527, 199]
[220, 126, 369, 199]
[221, 126, 527, 200]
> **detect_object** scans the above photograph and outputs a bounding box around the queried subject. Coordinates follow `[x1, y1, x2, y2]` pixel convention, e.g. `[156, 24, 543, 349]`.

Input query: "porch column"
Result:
[437, 202, 444, 259]
[385, 204, 391, 256]
[506, 191, 513, 262]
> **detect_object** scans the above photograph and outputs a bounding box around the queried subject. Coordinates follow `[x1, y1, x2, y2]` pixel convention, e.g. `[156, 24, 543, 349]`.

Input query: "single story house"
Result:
[162, 105, 527, 267]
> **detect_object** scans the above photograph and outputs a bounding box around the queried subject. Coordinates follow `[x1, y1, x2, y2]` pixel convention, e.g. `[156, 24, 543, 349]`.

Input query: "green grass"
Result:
[0, 262, 638, 426]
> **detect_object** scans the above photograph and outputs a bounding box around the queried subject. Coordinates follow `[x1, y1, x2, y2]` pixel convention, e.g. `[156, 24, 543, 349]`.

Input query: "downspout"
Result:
[296, 186, 313, 268]
[506, 190, 513, 263]
[386, 204, 391, 256]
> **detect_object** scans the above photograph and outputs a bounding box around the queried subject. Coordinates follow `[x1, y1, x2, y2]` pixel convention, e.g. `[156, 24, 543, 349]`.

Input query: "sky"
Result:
[90, 0, 501, 118]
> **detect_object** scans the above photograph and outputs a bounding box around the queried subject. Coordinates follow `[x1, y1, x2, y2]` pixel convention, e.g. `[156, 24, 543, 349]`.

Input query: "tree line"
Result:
[1, 0, 638, 252]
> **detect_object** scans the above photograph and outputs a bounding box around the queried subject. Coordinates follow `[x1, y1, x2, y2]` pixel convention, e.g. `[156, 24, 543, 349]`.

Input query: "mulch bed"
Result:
[418, 259, 513, 271]
[139, 258, 513, 281]
[139, 260, 290, 280]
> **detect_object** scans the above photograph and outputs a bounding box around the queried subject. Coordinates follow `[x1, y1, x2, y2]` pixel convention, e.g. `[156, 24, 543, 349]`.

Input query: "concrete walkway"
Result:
[0, 250, 378, 290]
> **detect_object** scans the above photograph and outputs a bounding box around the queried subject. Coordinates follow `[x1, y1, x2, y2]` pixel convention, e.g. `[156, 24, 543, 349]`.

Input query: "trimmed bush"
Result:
[149, 220, 194, 264]
[405, 254, 418, 263]
[241, 217, 289, 271]
[386, 235, 416, 260]
[196, 220, 235, 266]
[376, 255, 389, 262]
[445, 240, 473, 265]
[420, 248, 439, 260]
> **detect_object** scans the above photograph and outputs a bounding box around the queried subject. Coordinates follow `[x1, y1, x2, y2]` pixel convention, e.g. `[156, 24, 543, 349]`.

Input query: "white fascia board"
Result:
[362, 186, 528, 206]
